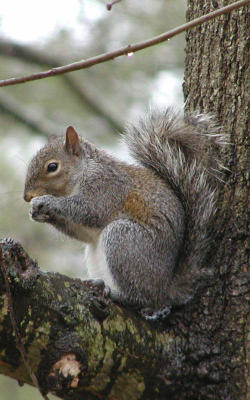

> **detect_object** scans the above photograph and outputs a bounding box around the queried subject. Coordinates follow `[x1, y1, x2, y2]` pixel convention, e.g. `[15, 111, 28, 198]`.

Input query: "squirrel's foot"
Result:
[86, 283, 131, 307]
[29, 195, 58, 223]
[84, 279, 124, 303]
[140, 306, 172, 321]
[84, 279, 112, 297]
[84, 278, 105, 289]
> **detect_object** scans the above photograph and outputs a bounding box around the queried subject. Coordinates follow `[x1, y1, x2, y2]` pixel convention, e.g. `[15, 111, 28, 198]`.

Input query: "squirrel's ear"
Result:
[65, 126, 81, 156]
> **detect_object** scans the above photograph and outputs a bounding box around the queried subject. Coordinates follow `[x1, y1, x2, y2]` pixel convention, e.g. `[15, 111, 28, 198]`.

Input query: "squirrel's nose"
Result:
[24, 192, 34, 202]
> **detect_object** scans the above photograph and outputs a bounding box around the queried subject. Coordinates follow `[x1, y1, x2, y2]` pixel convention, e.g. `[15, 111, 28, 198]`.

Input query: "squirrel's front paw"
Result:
[30, 195, 57, 222]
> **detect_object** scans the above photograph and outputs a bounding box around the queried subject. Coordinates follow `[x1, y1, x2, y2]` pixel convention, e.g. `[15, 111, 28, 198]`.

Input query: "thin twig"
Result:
[0, 249, 50, 400]
[0, 0, 248, 87]
[107, 0, 123, 11]
[0, 91, 58, 137]
[0, 39, 123, 133]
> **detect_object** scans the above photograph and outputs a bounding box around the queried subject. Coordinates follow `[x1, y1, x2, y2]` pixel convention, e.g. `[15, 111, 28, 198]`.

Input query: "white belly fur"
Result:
[85, 232, 118, 292]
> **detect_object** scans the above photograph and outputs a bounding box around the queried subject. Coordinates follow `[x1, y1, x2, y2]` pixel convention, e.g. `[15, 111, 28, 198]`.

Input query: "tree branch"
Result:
[0, 0, 248, 88]
[0, 40, 123, 133]
[0, 238, 172, 399]
[0, 91, 58, 137]
[0, 246, 50, 400]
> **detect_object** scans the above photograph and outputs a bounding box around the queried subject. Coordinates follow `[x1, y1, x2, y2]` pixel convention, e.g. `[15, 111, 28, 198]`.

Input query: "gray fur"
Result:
[124, 108, 226, 305]
[24, 108, 225, 312]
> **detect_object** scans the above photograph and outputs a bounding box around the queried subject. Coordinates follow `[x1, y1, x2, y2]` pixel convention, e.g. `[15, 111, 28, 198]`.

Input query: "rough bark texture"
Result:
[0, 239, 173, 400]
[0, 1, 249, 399]
[184, 0, 249, 398]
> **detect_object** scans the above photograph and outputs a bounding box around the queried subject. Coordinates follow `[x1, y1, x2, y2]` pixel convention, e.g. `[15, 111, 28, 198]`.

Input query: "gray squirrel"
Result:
[23, 108, 225, 320]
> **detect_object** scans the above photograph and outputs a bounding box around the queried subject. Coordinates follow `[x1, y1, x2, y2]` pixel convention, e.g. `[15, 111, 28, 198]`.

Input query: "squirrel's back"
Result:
[124, 108, 225, 305]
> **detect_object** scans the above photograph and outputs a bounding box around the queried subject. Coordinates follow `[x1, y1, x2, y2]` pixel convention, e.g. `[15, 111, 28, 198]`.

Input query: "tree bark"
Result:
[184, 0, 249, 398]
[0, 1, 248, 399]
[0, 238, 173, 400]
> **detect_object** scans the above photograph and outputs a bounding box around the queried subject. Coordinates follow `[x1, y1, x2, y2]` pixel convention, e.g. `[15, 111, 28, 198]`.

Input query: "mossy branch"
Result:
[0, 238, 173, 400]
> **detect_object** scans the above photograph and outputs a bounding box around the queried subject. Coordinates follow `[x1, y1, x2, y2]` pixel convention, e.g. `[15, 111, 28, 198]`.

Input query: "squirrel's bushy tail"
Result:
[124, 108, 226, 306]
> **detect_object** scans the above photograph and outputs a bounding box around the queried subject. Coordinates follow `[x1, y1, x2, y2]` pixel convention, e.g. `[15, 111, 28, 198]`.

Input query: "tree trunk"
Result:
[0, 1, 248, 399]
[183, 0, 249, 398]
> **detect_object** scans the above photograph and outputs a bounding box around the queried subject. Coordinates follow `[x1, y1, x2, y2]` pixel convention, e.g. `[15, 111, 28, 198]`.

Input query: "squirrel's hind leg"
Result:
[103, 219, 173, 312]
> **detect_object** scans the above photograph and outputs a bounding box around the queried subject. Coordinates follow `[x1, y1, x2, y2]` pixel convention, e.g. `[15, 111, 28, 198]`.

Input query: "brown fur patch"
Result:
[123, 170, 157, 224]
[122, 166, 162, 225]
[123, 191, 153, 224]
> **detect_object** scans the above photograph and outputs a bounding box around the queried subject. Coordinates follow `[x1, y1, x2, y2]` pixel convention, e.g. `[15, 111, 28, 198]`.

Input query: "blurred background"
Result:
[0, 0, 185, 397]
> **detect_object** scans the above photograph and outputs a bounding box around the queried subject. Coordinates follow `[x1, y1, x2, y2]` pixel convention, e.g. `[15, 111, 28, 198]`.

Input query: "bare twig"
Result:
[107, 0, 123, 11]
[0, 249, 50, 400]
[0, 91, 58, 137]
[0, 39, 123, 132]
[0, 0, 248, 87]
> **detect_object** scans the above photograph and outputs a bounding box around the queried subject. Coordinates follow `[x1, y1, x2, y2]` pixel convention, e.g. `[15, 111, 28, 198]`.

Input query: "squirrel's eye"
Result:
[47, 162, 58, 173]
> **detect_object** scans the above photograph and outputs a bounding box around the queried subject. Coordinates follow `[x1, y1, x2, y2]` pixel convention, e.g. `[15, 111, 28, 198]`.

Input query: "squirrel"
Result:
[23, 108, 225, 320]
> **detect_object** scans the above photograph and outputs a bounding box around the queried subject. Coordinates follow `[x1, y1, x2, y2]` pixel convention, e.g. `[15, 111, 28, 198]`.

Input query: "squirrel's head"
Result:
[24, 126, 85, 202]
